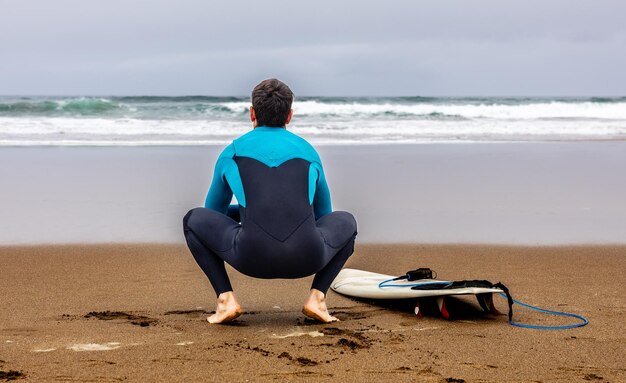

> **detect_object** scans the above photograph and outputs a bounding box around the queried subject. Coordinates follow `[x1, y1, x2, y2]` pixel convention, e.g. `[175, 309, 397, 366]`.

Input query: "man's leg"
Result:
[303, 211, 357, 323]
[183, 228, 233, 296]
[303, 237, 356, 323]
[183, 208, 242, 323]
[310, 235, 356, 294]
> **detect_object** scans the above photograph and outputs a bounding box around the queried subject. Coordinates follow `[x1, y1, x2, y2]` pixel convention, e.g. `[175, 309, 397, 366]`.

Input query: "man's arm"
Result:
[204, 146, 235, 214]
[312, 162, 332, 220]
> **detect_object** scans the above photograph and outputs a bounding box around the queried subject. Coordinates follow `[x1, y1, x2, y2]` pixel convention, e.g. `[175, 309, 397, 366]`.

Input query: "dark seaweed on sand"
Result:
[84, 311, 157, 327]
[0, 370, 25, 381]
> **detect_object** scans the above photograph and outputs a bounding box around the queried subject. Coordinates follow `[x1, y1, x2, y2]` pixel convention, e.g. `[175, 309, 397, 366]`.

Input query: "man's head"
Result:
[250, 78, 294, 128]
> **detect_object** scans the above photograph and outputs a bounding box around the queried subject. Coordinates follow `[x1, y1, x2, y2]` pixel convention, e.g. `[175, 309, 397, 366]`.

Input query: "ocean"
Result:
[2, 96, 626, 244]
[1, 96, 625, 145]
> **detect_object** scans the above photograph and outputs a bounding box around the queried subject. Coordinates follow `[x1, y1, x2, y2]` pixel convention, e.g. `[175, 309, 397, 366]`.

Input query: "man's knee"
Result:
[334, 211, 358, 236]
[183, 207, 205, 232]
[317, 211, 357, 249]
[335, 211, 357, 256]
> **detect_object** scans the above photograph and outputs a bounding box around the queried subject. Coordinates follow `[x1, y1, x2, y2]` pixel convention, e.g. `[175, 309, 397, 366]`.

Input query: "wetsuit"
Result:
[183, 126, 357, 296]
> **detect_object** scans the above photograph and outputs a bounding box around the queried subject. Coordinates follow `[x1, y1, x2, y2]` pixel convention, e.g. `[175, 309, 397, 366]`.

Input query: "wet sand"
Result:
[2, 142, 626, 245]
[1, 244, 624, 382]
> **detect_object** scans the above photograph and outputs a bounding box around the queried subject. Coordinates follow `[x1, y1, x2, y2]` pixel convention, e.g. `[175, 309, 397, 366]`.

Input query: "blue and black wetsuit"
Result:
[183, 126, 357, 296]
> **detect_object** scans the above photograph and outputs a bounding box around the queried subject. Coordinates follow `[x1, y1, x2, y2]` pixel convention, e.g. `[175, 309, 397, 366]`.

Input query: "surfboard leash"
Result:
[438, 280, 589, 330]
[475, 280, 589, 330]
[498, 293, 589, 330]
[378, 270, 588, 330]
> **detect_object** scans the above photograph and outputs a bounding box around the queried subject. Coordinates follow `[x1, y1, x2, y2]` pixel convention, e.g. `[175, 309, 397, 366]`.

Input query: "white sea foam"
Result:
[68, 342, 121, 351]
[2, 97, 626, 145]
[3, 117, 624, 145]
[228, 100, 626, 120]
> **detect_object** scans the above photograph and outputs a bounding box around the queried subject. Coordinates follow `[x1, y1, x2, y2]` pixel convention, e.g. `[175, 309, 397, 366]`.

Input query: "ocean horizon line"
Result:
[2, 94, 626, 99]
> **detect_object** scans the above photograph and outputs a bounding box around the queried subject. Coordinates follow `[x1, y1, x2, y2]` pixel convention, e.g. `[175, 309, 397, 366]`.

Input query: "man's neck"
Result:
[254, 125, 286, 129]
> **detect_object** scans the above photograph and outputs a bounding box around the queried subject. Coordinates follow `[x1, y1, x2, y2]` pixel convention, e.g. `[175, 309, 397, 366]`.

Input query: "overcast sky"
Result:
[1, 0, 625, 96]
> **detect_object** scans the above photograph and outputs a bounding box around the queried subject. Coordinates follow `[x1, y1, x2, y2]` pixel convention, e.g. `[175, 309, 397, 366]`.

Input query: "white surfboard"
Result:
[330, 268, 503, 318]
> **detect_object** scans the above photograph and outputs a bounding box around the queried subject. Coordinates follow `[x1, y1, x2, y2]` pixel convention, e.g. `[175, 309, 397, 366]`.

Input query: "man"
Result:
[183, 79, 357, 324]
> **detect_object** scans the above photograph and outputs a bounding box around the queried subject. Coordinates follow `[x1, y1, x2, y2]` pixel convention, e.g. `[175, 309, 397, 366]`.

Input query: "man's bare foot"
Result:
[302, 289, 339, 323]
[207, 291, 243, 324]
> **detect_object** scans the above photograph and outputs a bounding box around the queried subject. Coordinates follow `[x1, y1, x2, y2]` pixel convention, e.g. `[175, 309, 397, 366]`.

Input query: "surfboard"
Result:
[330, 268, 503, 318]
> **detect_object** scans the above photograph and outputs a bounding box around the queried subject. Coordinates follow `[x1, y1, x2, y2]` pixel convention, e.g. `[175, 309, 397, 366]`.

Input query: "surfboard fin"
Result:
[437, 297, 450, 319]
[477, 293, 499, 315]
[414, 300, 422, 318]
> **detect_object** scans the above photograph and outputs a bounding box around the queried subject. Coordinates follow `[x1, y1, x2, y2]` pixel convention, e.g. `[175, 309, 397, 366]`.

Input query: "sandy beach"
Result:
[1, 243, 624, 382]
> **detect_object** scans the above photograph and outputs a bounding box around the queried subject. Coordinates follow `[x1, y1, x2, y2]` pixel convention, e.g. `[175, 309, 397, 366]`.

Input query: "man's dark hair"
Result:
[251, 78, 294, 127]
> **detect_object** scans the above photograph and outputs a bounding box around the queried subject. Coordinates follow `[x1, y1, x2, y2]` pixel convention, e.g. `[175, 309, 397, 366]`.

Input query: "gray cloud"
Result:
[1, 0, 625, 95]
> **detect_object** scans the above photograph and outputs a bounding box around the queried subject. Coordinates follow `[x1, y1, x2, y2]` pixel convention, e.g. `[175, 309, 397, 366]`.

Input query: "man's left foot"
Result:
[208, 291, 242, 324]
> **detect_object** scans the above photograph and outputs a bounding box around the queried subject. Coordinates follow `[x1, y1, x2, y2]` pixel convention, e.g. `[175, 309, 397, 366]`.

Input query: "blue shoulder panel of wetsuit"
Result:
[205, 127, 332, 219]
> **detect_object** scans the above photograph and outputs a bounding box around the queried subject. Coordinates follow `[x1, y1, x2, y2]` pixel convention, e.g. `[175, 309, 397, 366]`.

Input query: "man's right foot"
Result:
[302, 289, 339, 323]
[208, 291, 243, 324]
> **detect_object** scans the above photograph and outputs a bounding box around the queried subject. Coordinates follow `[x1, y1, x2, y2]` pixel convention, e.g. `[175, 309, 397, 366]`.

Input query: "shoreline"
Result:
[1, 243, 624, 381]
[2, 138, 626, 147]
[4, 241, 626, 248]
